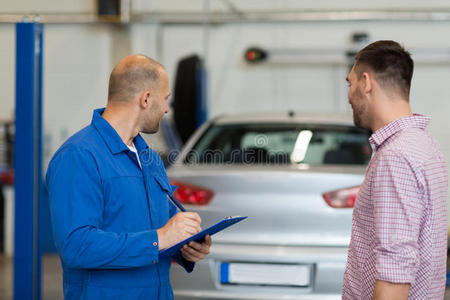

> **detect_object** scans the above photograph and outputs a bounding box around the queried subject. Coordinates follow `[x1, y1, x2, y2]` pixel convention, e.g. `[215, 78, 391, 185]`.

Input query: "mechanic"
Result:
[46, 54, 211, 299]
[343, 40, 448, 299]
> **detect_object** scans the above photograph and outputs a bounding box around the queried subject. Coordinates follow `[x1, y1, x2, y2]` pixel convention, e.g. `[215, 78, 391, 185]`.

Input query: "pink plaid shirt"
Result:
[342, 115, 448, 299]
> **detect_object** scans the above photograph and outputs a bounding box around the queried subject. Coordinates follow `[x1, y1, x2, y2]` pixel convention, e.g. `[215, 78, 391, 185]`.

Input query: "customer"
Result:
[343, 40, 448, 299]
[46, 54, 211, 299]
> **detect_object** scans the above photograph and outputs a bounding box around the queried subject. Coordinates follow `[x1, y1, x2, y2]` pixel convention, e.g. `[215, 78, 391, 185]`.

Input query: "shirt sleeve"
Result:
[372, 152, 425, 283]
[46, 147, 160, 269]
[168, 191, 195, 273]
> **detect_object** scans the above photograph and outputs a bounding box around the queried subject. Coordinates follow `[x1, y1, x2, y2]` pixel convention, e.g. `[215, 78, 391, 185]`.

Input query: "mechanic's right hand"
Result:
[156, 212, 202, 250]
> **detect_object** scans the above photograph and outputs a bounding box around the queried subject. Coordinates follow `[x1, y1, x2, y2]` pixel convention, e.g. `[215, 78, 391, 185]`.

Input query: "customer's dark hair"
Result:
[354, 40, 414, 100]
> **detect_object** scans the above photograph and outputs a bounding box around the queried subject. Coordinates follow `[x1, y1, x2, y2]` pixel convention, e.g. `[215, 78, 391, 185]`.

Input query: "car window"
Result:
[184, 123, 371, 165]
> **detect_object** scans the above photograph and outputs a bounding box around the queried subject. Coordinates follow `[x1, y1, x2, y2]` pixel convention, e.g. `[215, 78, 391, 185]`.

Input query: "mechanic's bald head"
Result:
[108, 54, 164, 102]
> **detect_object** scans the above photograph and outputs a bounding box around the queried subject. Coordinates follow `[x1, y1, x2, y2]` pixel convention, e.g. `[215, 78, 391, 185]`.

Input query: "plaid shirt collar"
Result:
[369, 114, 430, 150]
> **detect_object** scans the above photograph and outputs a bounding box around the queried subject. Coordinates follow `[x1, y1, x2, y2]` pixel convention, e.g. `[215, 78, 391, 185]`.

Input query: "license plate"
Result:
[220, 262, 311, 287]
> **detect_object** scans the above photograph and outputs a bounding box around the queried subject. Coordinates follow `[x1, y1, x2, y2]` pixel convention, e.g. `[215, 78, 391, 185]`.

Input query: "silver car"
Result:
[167, 112, 371, 300]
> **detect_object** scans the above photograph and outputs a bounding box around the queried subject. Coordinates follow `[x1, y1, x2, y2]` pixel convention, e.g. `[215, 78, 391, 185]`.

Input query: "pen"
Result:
[167, 193, 187, 212]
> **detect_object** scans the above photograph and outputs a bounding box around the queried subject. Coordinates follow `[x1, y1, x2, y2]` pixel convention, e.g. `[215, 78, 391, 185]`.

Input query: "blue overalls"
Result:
[46, 108, 193, 299]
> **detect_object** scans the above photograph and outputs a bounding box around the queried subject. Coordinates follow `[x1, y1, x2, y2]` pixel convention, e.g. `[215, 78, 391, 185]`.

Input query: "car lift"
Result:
[14, 20, 43, 300]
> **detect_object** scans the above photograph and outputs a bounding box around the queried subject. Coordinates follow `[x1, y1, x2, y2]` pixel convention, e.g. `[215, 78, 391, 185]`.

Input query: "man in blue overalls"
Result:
[46, 54, 212, 299]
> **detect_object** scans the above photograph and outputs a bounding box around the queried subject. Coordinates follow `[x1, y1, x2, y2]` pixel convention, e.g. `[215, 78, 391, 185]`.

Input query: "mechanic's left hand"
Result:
[181, 235, 212, 262]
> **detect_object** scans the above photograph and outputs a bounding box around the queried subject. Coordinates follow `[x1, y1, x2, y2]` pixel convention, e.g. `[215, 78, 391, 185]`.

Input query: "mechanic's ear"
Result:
[139, 90, 151, 108]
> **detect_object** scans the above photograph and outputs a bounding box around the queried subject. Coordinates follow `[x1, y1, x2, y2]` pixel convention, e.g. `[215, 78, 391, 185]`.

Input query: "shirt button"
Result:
[153, 242, 158, 247]
[152, 260, 156, 264]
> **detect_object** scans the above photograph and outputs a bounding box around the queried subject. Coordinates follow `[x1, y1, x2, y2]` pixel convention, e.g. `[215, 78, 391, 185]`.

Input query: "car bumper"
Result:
[171, 243, 348, 300]
[174, 289, 341, 300]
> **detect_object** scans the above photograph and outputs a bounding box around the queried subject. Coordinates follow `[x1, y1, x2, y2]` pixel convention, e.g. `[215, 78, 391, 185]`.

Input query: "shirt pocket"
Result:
[153, 175, 176, 195]
[151, 175, 176, 226]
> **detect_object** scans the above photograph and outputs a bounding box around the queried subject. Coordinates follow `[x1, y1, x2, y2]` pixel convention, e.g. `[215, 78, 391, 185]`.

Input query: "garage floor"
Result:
[0, 255, 61, 300]
[1, 254, 450, 299]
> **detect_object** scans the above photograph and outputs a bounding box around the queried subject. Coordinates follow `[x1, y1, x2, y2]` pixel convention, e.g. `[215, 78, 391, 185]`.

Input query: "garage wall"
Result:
[151, 22, 450, 155]
[2, 0, 94, 14]
[0, 24, 15, 123]
[42, 24, 113, 166]
[132, 0, 450, 12]
[0, 1, 450, 174]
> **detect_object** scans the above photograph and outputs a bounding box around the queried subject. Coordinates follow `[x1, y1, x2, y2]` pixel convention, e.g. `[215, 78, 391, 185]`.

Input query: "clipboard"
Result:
[159, 216, 247, 258]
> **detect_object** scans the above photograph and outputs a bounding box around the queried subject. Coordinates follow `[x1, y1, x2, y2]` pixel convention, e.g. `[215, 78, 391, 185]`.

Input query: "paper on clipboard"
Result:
[159, 216, 247, 258]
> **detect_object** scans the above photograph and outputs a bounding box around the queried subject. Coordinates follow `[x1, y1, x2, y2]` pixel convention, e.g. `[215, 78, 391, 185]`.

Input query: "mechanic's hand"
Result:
[181, 235, 212, 262]
[157, 212, 202, 250]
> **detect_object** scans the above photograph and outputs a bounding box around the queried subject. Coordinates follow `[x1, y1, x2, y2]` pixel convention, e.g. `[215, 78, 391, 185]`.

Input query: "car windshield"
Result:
[184, 123, 372, 165]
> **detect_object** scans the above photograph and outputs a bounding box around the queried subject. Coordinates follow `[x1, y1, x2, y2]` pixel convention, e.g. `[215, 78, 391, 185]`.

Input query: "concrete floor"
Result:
[1, 254, 450, 299]
[0, 255, 62, 300]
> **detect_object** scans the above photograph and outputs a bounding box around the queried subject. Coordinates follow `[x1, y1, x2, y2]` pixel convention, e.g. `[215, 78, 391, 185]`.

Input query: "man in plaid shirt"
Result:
[343, 40, 448, 299]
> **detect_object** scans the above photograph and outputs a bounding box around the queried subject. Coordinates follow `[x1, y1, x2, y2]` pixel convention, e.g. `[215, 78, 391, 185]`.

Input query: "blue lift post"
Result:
[14, 21, 44, 300]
